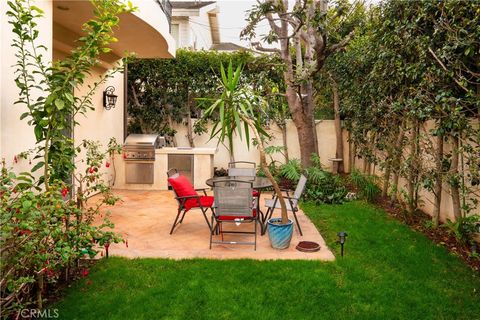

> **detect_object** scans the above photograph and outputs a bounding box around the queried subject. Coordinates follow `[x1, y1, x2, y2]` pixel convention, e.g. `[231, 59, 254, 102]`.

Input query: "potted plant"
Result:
[200, 61, 293, 249]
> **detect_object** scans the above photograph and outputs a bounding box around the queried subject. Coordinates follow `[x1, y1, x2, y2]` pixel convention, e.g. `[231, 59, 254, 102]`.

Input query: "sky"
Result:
[214, 0, 380, 47]
[215, 0, 269, 48]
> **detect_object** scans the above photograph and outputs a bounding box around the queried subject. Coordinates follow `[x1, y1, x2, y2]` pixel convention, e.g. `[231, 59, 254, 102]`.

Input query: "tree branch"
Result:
[325, 29, 355, 56]
[251, 42, 281, 54]
[428, 47, 469, 93]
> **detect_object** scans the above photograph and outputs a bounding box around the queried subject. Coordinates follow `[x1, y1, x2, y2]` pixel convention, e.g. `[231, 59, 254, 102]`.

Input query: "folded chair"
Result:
[210, 179, 258, 250]
[263, 174, 307, 236]
[167, 168, 213, 234]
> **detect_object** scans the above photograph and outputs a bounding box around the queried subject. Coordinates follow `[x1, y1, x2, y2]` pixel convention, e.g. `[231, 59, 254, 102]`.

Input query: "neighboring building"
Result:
[210, 42, 250, 52]
[170, 1, 220, 50]
[0, 0, 175, 176]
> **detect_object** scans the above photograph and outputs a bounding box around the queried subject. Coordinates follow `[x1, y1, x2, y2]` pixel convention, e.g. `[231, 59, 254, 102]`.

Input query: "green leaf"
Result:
[31, 161, 44, 172]
[55, 99, 65, 110]
[34, 125, 43, 141]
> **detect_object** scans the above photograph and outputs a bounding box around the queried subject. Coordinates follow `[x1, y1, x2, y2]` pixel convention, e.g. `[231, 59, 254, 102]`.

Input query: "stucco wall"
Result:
[351, 120, 479, 222]
[171, 118, 477, 223]
[0, 0, 53, 172]
[73, 67, 125, 182]
[171, 119, 347, 172]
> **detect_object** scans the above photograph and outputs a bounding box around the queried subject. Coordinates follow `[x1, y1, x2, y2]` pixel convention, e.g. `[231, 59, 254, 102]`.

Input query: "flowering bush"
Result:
[0, 139, 122, 314]
[1, 0, 133, 315]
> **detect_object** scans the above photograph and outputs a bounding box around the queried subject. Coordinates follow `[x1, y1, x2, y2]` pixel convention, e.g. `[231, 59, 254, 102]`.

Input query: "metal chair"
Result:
[263, 174, 307, 236]
[228, 161, 260, 212]
[210, 179, 258, 250]
[167, 168, 213, 234]
[228, 161, 256, 178]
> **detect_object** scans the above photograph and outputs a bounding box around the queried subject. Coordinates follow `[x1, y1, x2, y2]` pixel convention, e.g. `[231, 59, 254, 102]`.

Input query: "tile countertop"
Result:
[155, 147, 217, 155]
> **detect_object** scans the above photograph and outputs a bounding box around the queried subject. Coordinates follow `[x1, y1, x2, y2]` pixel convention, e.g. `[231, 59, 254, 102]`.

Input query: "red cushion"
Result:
[218, 209, 257, 221]
[168, 175, 197, 197]
[184, 196, 214, 211]
[252, 190, 259, 197]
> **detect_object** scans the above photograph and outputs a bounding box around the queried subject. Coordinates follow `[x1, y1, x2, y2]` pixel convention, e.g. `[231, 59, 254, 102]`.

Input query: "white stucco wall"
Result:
[171, 4, 215, 50]
[0, 0, 53, 172]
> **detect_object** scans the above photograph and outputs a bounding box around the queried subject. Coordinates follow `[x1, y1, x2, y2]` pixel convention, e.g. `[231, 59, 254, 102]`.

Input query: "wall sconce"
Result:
[103, 86, 117, 110]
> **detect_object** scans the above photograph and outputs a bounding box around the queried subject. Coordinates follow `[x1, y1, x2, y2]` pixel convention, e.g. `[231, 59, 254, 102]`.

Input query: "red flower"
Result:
[19, 229, 31, 236]
[61, 187, 69, 197]
[88, 167, 95, 174]
[29, 159, 32, 165]
[80, 268, 89, 277]
[125, 240, 128, 248]
[14, 155, 17, 163]
[105, 161, 110, 168]
[122, 152, 126, 159]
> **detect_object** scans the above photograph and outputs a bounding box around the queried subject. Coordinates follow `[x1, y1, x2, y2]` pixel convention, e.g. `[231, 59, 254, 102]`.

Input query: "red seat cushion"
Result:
[184, 196, 214, 211]
[252, 190, 260, 197]
[168, 175, 197, 197]
[218, 209, 257, 221]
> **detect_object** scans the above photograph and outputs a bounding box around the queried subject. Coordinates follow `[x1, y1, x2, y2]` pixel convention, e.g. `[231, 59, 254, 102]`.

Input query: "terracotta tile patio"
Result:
[96, 190, 335, 261]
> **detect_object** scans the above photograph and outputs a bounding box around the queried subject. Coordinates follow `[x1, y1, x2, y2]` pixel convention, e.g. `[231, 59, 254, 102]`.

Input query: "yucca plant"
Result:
[201, 61, 289, 224]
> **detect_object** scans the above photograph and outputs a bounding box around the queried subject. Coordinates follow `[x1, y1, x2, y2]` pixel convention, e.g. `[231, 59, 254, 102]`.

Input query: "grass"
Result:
[54, 201, 479, 319]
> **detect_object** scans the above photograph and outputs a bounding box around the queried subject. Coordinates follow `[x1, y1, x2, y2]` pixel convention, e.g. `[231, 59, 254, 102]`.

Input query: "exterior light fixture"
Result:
[103, 86, 118, 110]
[337, 231, 348, 257]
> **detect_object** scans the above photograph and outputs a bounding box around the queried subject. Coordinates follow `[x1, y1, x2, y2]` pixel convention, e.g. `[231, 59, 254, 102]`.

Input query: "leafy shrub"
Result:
[350, 169, 381, 202]
[273, 155, 347, 204]
[443, 215, 480, 245]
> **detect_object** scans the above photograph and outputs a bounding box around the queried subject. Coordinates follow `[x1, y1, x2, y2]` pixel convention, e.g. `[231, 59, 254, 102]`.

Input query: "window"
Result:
[171, 24, 179, 46]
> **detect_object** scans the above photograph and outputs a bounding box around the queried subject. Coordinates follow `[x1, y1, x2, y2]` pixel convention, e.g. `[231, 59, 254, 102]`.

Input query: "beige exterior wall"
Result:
[1, 0, 174, 181]
[1, 0, 53, 172]
[351, 120, 479, 222]
[171, 118, 478, 223]
[172, 119, 344, 171]
[73, 67, 126, 182]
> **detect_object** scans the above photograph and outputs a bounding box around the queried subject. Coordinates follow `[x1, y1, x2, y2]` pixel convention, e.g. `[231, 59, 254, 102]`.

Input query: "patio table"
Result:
[206, 176, 273, 230]
[206, 176, 272, 190]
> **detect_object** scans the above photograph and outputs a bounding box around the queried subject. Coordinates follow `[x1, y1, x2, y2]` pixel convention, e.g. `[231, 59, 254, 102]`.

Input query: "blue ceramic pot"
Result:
[267, 218, 293, 249]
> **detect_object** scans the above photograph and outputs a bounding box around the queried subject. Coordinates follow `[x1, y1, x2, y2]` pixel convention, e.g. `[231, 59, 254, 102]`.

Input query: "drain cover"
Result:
[296, 241, 320, 252]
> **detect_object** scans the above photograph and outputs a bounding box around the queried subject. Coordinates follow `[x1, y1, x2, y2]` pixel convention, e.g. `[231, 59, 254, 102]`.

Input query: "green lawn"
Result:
[54, 201, 479, 319]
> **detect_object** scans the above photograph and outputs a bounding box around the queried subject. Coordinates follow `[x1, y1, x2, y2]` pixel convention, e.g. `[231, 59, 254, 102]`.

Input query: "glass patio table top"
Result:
[205, 176, 272, 189]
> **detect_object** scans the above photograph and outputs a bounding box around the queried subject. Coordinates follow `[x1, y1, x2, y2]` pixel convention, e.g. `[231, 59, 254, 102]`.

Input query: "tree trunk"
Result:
[407, 120, 419, 215]
[186, 111, 195, 148]
[167, 115, 177, 147]
[286, 84, 317, 168]
[432, 132, 444, 227]
[382, 158, 391, 198]
[391, 124, 405, 204]
[331, 76, 344, 173]
[281, 124, 289, 162]
[450, 134, 462, 221]
[351, 138, 356, 171]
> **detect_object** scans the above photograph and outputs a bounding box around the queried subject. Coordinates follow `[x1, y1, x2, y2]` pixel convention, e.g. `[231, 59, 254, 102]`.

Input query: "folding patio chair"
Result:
[210, 179, 258, 250]
[167, 168, 214, 234]
[228, 161, 260, 208]
[263, 174, 307, 236]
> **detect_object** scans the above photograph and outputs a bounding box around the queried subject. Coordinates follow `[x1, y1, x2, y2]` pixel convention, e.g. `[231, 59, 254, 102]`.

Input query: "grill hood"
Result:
[124, 134, 165, 148]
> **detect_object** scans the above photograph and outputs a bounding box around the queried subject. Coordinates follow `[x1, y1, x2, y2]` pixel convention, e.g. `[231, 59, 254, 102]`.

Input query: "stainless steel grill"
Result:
[123, 134, 165, 184]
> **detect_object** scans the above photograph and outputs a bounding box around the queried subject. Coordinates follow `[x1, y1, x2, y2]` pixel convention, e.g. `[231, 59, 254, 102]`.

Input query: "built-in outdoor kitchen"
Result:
[114, 134, 216, 190]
